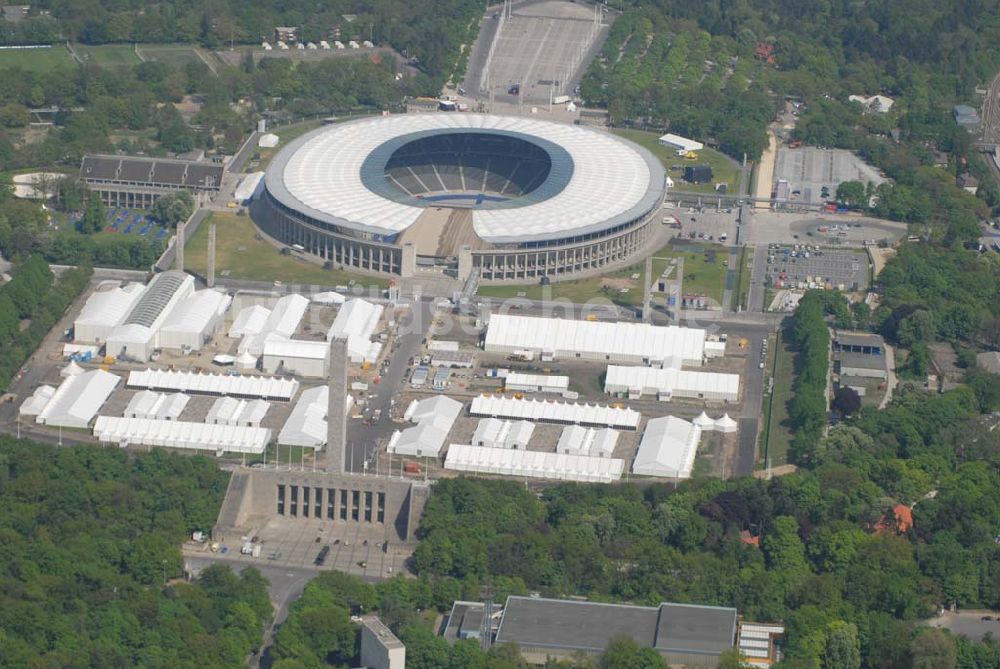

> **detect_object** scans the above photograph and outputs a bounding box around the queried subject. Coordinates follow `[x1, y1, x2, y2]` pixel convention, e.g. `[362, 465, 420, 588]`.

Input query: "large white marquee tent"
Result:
[604, 365, 740, 402]
[93, 416, 271, 455]
[124, 390, 190, 421]
[445, 444, 624, 483]
[326, 298, 383, 364]
[484, 314, 711, 366]
[127, 368, 299, 400]
[36, 369, 120, 428]
[73, 281, 145, 343]
[632, 415, 703, 479]
[470, 394, 641, 430]
[387, 396, 462, 458]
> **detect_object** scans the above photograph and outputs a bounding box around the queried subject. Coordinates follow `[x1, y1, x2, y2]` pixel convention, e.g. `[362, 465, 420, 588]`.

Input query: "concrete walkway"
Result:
[880, 345, 897, 409]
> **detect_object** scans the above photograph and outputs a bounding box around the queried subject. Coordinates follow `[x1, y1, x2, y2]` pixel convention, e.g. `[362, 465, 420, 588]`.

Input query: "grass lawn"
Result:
[612, 128, 740, 194]
[760, 329, 796, 467]
[247, 119, 324, 173]
[477, 240, 728, 307]
[138, 44, 202, 66]
[732, 246, 753, 311]
[74, 43, 141, 69]
[181, 211, 389, 289]
[0, 46, 74, 71]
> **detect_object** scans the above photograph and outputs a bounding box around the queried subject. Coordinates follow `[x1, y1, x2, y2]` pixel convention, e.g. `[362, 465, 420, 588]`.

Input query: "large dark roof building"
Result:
[80, 154, 225, 209]
[493, 596, 737, 667]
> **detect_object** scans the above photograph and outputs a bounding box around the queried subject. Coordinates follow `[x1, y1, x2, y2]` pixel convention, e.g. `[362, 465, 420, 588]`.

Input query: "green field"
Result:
[760, 329, 795, 467]
[0, 46, 74, 71]
[137, 44, 202, 66]
[478, 240, 729, 307]
[613, 128, 741, 194]
[74, 43, 141, 69]
[181, 211, 388, 289]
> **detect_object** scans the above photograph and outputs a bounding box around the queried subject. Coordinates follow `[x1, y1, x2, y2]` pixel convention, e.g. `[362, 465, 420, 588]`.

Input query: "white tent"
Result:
[124, 390, 190, 421]
[229, 305, 271, 339]
[36, 369, 121, 428]
[206, 397, 270, 426]
[60, 360, 85, 377]
[604, 364, 739, 402]
[715, 413, 738, 433]
[234, 172, 264, 202]
[470, 394, 640, 430]
[693, 411, 715, 429]
[19, 385, 55, 417]
[278, 386, 327, 447]
[632, 415, 702, 479]
[73, 281, 145, 344]
[262, 339, 329, 377]
[258, 133, 279, 148]
[389, 395, 462, 458]
[105, 271, 195, 362]
[505, 372, 570, 394]
[326, 298, 384, 364]
[471, 417, 535, 450]
[484, 313, 709, 366]
[158, 289, 232, 352]
[93, 416, 270, 455]
[445, 444, 624, 483]
[556, 425, 619, 457]
[236, 351, 258, 370]
[312, 291, 346, 305]
[126, 368, 299, 400]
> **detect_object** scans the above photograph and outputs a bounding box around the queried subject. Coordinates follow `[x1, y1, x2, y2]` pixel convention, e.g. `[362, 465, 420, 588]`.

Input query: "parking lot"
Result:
[772, 146, 885, 205]
[764, 244, 869, 291]
[745, 211, 908, 248]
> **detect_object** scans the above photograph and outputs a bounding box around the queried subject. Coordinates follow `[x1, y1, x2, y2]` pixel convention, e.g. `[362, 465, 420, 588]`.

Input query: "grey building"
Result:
[977, 351, 1000, 375]
[360, 616, 405, 669]
[493, 596, 738, 667]
[80, 154, 225, 208]
[837, 352, 887, 380]
[833, 331, 888, 380]
[954, 104, 982, 128]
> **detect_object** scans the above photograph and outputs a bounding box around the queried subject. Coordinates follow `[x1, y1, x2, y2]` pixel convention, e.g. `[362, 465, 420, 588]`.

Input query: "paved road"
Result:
[746, 243, 770, 312]
[345, 297, 435, 473]
[982, 71, 1000, 143]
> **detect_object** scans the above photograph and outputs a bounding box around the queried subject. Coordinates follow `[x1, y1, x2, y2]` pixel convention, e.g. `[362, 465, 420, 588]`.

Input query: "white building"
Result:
[124, 390, 190, 420]
[632, 415, 702, 479]
[556, 425, 618, 458]
[19, 385, 55, 418]
[848, 94, 894, 114]
[470, 417, 535, 450]
[326, 298, 383, 364]
[206, 396, 270, 427]
[484, 314, 711, 367]
[36, 369, 121, 428]
[74, 281, 145, 344]
[262, 339, 329, 377]
[238, 294, 309, 356]
[505, 372, 570, 395]
[229, 304, 271, 339]
[658, 133, 704, 155]
[445, 444, 624, 483]
[234, 172, 265, 202]
[604, 365, 739, 402]
[158, 289, 232, 353]
[470, 394, 641, 430]
[387, 396, 462, 458]
[360, 616, 405, 669]
[105, 271, 195, 362]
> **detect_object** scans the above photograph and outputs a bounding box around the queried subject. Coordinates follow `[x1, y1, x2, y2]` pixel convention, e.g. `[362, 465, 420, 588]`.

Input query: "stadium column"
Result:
[401, 242, 417, 277]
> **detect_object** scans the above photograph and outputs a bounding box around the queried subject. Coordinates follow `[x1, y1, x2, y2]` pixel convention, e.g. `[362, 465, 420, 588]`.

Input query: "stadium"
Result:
[254, 114, 667, 281]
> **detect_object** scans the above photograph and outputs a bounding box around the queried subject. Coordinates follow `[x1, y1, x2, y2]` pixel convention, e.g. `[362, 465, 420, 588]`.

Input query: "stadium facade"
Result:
[253, 114, 667, 281]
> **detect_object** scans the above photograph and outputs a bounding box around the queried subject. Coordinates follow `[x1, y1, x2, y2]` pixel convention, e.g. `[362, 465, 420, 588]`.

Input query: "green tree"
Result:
[600, 637, 665, 669]
[151, 190, 195, 227]
[910, 628, 957, 669]
[824, 621, 861, 669]
[836, 181, 867, 209]
[80, 194, 105, 234]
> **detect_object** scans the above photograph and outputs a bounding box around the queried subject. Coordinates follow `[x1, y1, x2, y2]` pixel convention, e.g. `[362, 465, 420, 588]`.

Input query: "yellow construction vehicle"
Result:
[683, 151, 698, 160]
[585, 314, 599, 322]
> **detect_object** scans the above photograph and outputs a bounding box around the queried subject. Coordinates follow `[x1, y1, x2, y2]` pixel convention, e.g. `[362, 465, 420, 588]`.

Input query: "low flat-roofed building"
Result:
[443, 601, 492, 643]
[360, 615, 405, 669]
[837, 352, 887, 380]
[976, 351, 1000, 375]
[832, 331, 884, 356]
[494, 596, 737, 667]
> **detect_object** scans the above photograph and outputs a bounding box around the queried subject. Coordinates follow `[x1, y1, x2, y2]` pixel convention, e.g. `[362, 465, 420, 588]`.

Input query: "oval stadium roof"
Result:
[265, 114, 666, 244]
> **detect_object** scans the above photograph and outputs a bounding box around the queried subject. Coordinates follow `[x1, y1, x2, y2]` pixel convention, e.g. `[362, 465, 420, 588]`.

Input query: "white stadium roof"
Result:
[445, 443, 624, 483]
[265, 114, 665, 244]
[484, 314, 708, 366]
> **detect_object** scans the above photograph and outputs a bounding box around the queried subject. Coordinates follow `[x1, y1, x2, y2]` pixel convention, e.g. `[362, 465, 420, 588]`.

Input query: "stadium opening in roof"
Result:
[253, 113, 667, 281]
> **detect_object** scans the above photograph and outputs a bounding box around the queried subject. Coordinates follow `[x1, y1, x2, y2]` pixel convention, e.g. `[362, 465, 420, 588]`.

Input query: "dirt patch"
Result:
[601, 276, 637, 291]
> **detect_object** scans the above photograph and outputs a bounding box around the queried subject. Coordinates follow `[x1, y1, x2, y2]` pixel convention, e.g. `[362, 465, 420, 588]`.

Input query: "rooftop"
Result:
[838, 352, 887, 371]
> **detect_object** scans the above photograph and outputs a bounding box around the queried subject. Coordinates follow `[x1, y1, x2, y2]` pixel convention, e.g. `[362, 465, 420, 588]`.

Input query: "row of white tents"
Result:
[445, 444, 624, 483]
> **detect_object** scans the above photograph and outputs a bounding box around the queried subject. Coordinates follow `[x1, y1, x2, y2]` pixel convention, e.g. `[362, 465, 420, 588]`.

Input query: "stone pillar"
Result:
[400, 242, 417, 278]
[176, 221, 185, 272]
[457, 245, 473, 280]
[326, 336, 349, 474]
[642, 255, 653, 323]
[207, 222, 216, 287]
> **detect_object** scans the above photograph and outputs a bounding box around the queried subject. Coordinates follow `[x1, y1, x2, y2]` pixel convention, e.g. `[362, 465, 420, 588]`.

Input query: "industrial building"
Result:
[556, 425, 618, 458]
[470, 417, 534, 450]
[79, 154, 225, 208]
[262, 339, 330, 377]
[484, 314, 719, 366]
[604, 364, 740, 402]
[104, 271, 195, 361]
[35, 369, 121, 429]
[326, 298, 384, 364]
[387, 396, 463, 458]
[504, 372, 570, 394]
[493, 596, 737, 667]
[737, 622, 785, 667]
[470, 394, 641, 430]
[833, 331, 888, 380]
[632, 415, 703, 479]
[445, 444, 624, 483]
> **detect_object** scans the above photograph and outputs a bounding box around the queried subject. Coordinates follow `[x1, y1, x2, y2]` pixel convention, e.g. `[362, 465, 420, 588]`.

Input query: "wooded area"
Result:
[0, 438, 272, 667]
